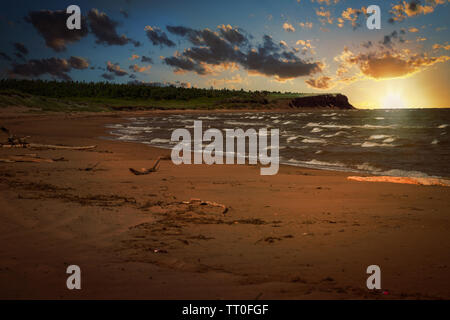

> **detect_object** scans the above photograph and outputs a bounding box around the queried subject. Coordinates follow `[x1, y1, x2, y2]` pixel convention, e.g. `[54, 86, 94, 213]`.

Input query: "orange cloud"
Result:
[305, 76, 334, 89]
[130, 64, 151, 73]
[299, 22, 313, 29]
[408, 27, 419, 32]
[316, 7, 333, 25]
[433, 43, 450, 50]
[283, 22, 295, 32]
[335, 47, 450, 80]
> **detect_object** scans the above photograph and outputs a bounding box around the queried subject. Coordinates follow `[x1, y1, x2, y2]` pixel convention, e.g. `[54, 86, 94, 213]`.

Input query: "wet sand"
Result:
[0, 111, 449, 299]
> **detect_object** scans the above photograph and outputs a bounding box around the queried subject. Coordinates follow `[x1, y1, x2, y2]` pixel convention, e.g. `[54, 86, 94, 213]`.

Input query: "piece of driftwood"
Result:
[181, 198, 228, 214]
[1, 143, 96, 150]
[0, 155, 54, 163]
[129, 157, 161, 175]
[83, 162, 100, 171]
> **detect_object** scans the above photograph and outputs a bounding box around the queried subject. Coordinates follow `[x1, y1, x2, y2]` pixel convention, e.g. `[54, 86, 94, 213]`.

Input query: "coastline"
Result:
[0, 111, 449, 299]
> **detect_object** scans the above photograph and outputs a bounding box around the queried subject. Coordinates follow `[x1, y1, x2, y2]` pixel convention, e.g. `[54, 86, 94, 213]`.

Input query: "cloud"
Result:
[217, 24, 247, 45]
[380, 30, 405, 48]
[299, 22, 313, 29]
[68, 56, 89, 69]
[9, 56, 89, 81]
[120, 9, 129, 18]
[408, 27, 419, 32]
[311, 0, 340, 5]
[279, 40, 288, 48]
[433, 43, 450, 50]
[101, 73, 115, 80]
[25, 10, 88, 51]
[0, 52, 12, 61]
[305, 76, 333, 89]
[13, 43, 29, 55]
[335, 46, 449, 80]
[129, 63, 151, 73]
[389, 0, 445, 22]
[339, 7, 367, 28]
[164, 26, 323, 80]
[141, 55, 153, 63]
[106, 61, 128, 76]
[144, 26, 175, 47]
[282, 22, 295, 32]
[316, 7, 333, 25]
[88, 9, 140, 47]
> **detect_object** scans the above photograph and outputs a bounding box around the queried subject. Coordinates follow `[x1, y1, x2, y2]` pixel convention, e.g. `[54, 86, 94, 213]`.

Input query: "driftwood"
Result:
[129, 157, 161, 175]
[181, 198, 228, 214]
[1, 126, 95, 150]
[0, 155, 56, 163]
[83, 162, 100, 171]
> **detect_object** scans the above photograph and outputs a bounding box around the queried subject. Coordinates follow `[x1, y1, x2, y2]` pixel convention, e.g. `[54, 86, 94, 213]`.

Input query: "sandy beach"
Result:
[0, 111, 449, 299]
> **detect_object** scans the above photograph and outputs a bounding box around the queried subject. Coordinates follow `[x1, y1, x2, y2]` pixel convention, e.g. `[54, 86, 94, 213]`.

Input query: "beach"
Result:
[0, 111, 449, 299]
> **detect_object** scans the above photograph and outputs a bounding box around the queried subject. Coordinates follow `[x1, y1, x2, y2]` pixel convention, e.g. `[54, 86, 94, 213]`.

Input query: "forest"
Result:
[0, 79, 300, 101]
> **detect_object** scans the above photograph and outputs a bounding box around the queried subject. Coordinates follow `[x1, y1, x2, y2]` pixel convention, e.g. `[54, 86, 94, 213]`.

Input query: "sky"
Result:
[0, 0, 449, 108]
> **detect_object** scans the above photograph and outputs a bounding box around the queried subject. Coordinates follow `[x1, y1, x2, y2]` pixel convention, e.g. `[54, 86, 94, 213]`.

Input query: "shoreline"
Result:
[0, 111, 449, 299]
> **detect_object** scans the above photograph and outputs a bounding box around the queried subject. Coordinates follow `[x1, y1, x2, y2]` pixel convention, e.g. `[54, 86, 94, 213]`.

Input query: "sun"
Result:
[381, 92, 406, 109]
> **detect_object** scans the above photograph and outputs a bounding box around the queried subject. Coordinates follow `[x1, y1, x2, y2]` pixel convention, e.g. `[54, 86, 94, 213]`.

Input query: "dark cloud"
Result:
[0, 52, 12, 61]
[25, 10, 88, 51]
[101, 73, 115, 80]
[88, 9, 139, 47]
[106, 61, 128, 76]
[141, 55, 153, 64]
[217, 24, 247, 45]
[144, 26, 175, 47]
[13, 43, 28, 55]
[167, 25, 204, 45]
[361, 40, 373, 48]
[14, 52, 25, 60]
[120, 9, 129, 18]
[380, 30, 405, 48]
[9, 56, 89, 81]
[68, 56, 89, 69]
[164, 26, 322, 80]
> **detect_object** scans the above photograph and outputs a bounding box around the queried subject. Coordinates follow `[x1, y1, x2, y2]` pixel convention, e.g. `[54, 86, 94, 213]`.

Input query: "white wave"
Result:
[322, 113, 337, 117]
[286, 135, 301, 142]
[361, 141, 395, 148]
[375, 117, 385, 120]
[369, 134, 390, 140]
[304, 122, 321, 128]
[359, 124, 395, 129]
[431, 139, 439, 145]
[302, 159, 345, 167]
[321, 124, 351, 129]
[150, 138, 172, 144]
[117, 135, 136, 141]
[302, 138, 326, 144]
[322, 131, 346, 138]
[356, 163, 382, 172]
[283, 121, 294, 125]
[198, 116, 219, 120]
[311, 127, 323, 133]
[438, 124, 448, 129]
[224, 121, 263, 126]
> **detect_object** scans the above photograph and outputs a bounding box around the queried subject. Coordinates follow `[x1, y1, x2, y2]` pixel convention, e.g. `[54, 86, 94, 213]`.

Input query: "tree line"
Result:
[0, 79, 290, 101]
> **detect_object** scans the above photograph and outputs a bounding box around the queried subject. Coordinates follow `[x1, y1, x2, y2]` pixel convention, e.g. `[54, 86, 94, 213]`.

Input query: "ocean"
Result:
[107, 108, 450, 179]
